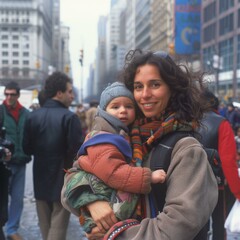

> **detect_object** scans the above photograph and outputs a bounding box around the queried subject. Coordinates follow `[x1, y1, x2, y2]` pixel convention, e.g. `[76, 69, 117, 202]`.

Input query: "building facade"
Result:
[0, 0, 63, 90]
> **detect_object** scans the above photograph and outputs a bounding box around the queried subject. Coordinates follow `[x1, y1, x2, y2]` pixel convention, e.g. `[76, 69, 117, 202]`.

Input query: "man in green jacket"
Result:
[2, 81, 31, 240]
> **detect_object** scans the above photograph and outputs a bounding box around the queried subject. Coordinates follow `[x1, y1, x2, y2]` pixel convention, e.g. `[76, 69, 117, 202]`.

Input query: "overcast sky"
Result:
[60, 0, 110, 89]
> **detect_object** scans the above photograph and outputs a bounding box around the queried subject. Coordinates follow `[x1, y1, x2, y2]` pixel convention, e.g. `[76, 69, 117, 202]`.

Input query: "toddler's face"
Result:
[106, 97, 135, 126]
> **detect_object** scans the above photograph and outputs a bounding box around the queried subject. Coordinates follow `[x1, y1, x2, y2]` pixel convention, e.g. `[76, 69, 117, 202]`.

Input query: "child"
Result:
[61, 82, 166, 233]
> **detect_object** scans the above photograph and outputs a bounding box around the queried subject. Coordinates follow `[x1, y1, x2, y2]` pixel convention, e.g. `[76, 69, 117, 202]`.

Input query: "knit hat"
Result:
[99, 82, 134, 110]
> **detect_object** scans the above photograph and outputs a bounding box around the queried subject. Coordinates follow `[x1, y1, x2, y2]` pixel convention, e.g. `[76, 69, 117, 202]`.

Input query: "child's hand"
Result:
[151, 169, 166, 184]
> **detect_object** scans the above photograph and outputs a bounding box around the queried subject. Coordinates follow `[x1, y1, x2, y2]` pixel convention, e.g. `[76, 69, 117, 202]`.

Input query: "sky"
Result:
[60, 0, 111, 91]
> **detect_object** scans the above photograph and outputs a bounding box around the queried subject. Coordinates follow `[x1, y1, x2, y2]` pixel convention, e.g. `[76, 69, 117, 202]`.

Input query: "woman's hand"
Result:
[87, 201, 118, 233]
[86, 226, 105, 240]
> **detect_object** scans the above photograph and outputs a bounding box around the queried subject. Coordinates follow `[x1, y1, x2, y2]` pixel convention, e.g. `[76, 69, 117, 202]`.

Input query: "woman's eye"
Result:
[134, 85, 142, 90]
[151, 82, 161, 88]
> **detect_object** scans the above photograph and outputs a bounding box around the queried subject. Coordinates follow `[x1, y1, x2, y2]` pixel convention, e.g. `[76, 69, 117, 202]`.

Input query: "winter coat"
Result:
[114, 137, 218, 240]
[0, 162, 11, 226]
[2, 104, 31, 165]
[199, 111, 240, 200]
[61, 116, 152, 221]
[23, 99, 83, 201]
[78, 117, 152, 194]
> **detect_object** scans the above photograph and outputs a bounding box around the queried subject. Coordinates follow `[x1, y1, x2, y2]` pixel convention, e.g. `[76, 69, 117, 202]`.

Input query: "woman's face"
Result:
[133, 64, 171, 118]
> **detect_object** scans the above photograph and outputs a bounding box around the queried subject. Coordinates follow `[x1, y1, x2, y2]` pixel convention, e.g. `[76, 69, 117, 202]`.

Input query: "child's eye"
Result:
[126, 105, 134, 109]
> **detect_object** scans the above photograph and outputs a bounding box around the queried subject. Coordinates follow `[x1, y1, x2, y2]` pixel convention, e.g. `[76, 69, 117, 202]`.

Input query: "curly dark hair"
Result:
[120, 49, 210, 124]
[5, 81, 20, 95]
[44, 72, 72, 99]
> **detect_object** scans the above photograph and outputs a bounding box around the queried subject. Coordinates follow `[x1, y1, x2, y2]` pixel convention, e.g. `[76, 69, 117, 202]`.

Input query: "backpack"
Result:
[149, 131, 224, 212]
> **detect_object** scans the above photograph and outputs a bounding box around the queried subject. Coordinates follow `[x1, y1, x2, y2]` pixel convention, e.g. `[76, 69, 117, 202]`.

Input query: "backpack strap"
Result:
[150, 131, 192, 172]
[149, 131, 224, 214]
[149, 131, 193, 214]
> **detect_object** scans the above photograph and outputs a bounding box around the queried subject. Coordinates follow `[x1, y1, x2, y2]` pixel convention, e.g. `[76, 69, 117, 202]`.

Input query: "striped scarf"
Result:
[130, 112, 197, 167]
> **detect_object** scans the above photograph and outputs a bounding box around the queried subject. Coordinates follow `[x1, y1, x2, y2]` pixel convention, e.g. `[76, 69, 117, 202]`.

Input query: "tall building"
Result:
[135, 0, 151, 50]
[201, 0, 240, 100]
[0, 0, 58, 89]
[106, 0, 126, 73]
[150, 0, 174, 53]
[125, 0, 136, 51]
[95, 16, 108, 97]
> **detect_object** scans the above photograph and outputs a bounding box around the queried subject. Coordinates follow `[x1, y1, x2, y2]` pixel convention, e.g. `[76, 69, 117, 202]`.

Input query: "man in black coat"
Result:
[23, 72, 83, 240]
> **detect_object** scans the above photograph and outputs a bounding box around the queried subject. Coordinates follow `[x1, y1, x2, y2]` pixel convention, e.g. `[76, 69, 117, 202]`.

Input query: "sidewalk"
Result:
[8, 161, 87, 240]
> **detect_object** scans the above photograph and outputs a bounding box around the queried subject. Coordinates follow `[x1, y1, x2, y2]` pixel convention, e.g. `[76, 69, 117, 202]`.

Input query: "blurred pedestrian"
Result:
[198, 89, 240, 240]
[235, 127, 240, 162]
[37, 89, 47, 107]
[0, 148, 12, 240]
[226, 102, 240, 134]
[219, 102, 227, 118]
[85, 100, 98, 133]
[1, 81, 31, 240]
[75, 103, 87, 137]
[23, 72, 83, 240]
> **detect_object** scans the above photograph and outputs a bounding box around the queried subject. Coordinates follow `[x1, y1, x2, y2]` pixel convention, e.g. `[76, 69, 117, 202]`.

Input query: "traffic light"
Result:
[168, 43, 175, 55]
[35, 60, 40, 69]
[64, 65, 69, 73]
[79, 49, 84, 66]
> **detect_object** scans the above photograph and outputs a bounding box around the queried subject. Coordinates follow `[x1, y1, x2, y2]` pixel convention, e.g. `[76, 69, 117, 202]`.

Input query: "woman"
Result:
[85, 50, 218, 240]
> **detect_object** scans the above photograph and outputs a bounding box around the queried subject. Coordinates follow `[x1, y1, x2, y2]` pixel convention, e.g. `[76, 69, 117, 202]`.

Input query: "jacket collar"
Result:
[43, 99, 68, 109]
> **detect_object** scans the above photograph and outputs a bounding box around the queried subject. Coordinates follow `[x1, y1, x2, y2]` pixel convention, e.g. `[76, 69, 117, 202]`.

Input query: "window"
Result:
[203, 1, 216, 23]
[1, 35, 8, 39]
[203, 23, 216, 43]
[219, 0, 234, 13]
[12, 60, 19, 65]
[22, 68, 29, 77]
[237, 35, 240, 69]
[23, 43, 29, 49]
[12, 35, 19, 40]
[2, 68, 9, 76]
[23, 60, 29, 65]
[23, 52, 29, 57]
[2, 60, 8, 64]
[12, 43, 19, 48]
[2, 43, 8, 48]
[12, 68, 19, 76]
[12, 52, 19, 57]
[2, 52, 8, 56]
[219, 38, 233, 72]
[219, 14, 233, 36]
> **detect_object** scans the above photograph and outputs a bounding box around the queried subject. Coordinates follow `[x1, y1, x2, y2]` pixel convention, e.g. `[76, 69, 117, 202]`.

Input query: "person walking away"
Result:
[85, 100, 98, 133]
[75, 103, 87, 137]
[1, 81, 31, 240]
[22, 72, 83, 240]
[198, 89, 240, 240]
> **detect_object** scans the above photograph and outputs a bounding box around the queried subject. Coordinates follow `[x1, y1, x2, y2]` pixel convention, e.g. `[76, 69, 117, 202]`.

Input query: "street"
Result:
[5, 161, 87, 240]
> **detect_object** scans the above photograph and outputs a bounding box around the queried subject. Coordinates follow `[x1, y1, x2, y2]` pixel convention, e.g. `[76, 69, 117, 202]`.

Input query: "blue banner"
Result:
[175, 0, 201, 55]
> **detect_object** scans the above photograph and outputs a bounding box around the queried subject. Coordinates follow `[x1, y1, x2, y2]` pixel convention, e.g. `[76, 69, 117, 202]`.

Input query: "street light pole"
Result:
[212, 54, 221, 97]
[79, 49, 84, 103]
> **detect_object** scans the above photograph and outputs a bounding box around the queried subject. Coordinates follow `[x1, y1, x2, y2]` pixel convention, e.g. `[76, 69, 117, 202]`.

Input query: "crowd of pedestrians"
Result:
[0, 50, 240, 240]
